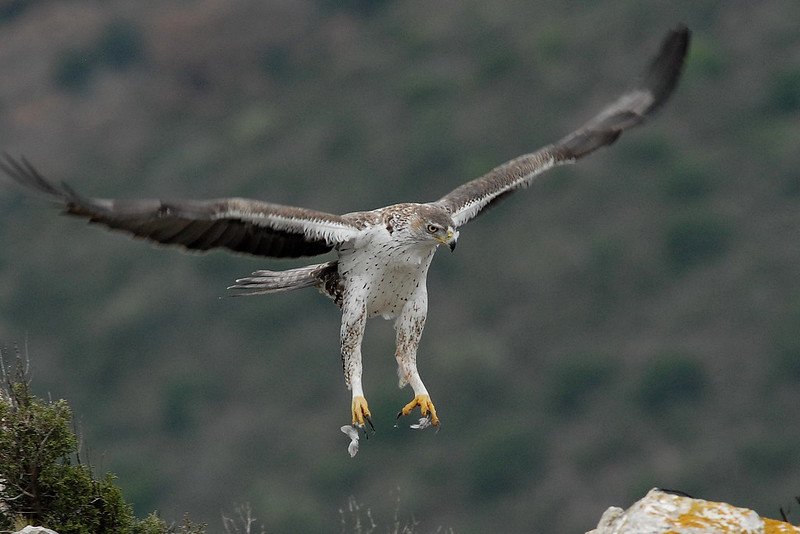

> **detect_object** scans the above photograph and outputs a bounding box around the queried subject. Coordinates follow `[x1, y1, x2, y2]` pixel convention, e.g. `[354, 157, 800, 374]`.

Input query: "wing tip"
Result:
[642, 24, 692, 108]
[0, 152, 84, 206]
[559, 24, 691, 159]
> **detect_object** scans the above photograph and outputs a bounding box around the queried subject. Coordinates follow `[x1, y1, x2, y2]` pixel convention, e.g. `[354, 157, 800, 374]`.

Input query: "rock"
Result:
[13, 527, 59, 534]
[587, 488, 800, 534]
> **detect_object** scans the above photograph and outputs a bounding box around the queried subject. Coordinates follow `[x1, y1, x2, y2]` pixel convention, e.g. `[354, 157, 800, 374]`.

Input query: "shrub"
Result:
[0, 353, 133, 532]
[0, 348, 205, 533]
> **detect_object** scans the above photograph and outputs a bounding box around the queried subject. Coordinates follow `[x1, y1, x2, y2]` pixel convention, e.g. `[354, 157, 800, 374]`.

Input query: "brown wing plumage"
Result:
[0, 155, 359, 258]
[434, 25, 690, 228]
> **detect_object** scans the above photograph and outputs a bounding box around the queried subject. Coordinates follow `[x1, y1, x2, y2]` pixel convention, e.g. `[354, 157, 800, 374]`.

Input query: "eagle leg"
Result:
[397, 394, 439, 426]
[351, 395, 374, 430]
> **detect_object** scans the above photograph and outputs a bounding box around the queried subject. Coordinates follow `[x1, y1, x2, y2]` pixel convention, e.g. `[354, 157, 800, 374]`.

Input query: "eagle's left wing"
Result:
[433, 25, 690, 228]
[1, 155, 359, 259]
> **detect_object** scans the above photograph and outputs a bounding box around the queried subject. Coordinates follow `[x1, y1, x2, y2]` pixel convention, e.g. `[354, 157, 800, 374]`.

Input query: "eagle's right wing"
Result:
[1, 155, 359, 258]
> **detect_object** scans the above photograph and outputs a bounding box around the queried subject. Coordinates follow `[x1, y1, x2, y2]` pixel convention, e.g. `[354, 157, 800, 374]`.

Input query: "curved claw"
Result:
[364, 413, 375, 433]
[351, 395, 373, 428]
[396, 394, 439, 426]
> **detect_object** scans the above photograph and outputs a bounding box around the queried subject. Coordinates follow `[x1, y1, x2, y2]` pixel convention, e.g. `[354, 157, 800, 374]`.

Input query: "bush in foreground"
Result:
[0, 348, 205, 534]
[0, 347, 444, 533]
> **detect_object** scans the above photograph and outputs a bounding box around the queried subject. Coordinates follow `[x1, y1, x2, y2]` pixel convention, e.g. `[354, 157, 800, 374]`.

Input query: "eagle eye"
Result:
[426, 224, 439, 234]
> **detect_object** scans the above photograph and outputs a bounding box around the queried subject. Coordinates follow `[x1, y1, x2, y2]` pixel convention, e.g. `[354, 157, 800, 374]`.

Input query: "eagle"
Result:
[2, 26, 689, 431]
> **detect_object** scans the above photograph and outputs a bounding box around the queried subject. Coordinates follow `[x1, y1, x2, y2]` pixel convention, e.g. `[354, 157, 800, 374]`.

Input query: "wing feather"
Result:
[0, 155, 358, 258]
[434, 25, 690, 228]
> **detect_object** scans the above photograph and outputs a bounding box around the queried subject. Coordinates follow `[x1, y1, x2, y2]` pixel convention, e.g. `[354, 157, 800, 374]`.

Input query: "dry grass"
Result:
[339, 495, 454, 534]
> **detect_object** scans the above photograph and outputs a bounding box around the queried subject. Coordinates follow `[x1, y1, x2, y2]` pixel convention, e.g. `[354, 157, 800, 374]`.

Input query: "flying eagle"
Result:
[2, 26, 690, 431]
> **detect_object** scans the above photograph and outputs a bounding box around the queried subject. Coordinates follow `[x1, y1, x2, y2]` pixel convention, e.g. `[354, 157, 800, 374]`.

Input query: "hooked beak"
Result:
[435, 228, 458, 251]
[446, 229, 458, 252]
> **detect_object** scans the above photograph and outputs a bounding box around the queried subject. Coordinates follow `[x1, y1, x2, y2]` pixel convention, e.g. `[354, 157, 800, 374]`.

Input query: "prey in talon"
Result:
[397, 394, 440, 427]
[410, 416, 439, 432]
[341, 425, 361, 457]
[1, 28, 690, 433]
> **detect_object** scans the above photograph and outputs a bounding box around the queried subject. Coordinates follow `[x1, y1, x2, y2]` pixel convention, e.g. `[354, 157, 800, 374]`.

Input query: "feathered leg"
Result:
[340, 299, 372, 428]
[394, 290, 439, 426]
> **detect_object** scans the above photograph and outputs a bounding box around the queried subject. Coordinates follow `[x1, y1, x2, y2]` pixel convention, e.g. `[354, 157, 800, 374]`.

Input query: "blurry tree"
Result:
[53, 49, 94, 93]
[664, 211, 733, 273]
[52, 19, 143, 93]
[97, 20, 145, 70]
[635, 352, 709, 414]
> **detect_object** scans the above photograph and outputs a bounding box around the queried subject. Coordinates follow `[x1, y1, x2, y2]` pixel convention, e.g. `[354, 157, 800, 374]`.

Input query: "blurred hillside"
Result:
[1, 1, 800, 532]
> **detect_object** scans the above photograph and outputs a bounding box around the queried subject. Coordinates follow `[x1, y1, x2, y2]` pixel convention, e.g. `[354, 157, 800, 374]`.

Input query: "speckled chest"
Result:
[337, 226, 436, 319]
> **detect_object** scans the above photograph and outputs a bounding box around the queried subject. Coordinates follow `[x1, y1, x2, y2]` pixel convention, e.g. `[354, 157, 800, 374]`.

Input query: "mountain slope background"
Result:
[2, 1, 800, 532]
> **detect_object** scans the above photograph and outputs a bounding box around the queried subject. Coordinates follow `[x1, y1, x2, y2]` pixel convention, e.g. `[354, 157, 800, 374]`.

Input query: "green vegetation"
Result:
[97, 20, 145, 70]
[53, 49, 94, 93]
[766, 68, 800, 113]
[53, 19, 144, 92]
[0, 349, 204, 534]
[468, 428, 546, 500]
[634, 352, 709, 414]
[0, 350, 446, 533]
[546, 353, 618, 415]
[660, 162, 714, 203]
[0, 0, 30, 22]
[663, 211, 733, 272]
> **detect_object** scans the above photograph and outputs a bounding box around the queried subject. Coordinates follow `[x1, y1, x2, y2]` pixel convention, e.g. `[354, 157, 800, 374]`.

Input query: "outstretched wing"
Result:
[0, 155, 359, 258]
[434, 25, 690, 228]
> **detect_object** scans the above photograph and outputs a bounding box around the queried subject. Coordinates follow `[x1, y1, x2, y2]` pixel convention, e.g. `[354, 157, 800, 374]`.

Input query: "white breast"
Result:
[337, 226, 436, 319]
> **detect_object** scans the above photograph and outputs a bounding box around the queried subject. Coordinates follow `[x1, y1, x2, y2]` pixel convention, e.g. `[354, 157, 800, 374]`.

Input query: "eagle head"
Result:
[409, 205, 458, 252]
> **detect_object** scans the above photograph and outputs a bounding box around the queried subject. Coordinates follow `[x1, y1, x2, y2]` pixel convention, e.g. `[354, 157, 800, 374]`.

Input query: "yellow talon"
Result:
[400, 394, 439, 426]
[351, 395, 372, 427]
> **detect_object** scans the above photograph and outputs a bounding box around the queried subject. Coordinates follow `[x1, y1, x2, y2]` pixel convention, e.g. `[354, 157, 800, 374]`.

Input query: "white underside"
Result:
[336, 225, 437, 402]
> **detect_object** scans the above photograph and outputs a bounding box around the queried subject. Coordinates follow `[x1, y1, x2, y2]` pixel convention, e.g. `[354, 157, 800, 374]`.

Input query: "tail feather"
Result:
[228, 260, 339, 297]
